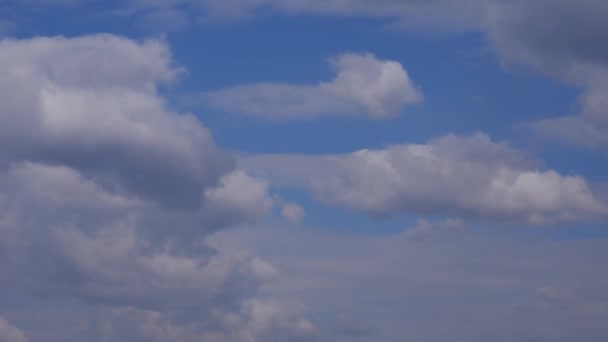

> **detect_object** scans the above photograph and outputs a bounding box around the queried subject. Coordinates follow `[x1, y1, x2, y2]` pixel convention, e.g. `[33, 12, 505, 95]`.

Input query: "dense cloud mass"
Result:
[0, 34, 314, 341]
[242, 134, 608, 224]
[216, 221, 608, 342]
[1, 2, 608, 341]
[200, 53, 422, 119]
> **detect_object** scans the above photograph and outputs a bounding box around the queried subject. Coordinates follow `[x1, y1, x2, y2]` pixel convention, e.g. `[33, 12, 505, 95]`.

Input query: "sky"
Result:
[0, 1, 607, 341]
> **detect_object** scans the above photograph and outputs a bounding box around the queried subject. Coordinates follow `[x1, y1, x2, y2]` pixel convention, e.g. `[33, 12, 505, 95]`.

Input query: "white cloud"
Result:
[203, 170, 274, 225]
[0, 317, 27, 342]
[0, 34, 233, 208]
[11, 2, 608, 144]
[0, 34, 309, 341]
[0, 152, 303, 342]
[241, 133, 608, 224]
[199, 53, 422, 119]
[121, 0, 608, 146]
[0, 162, 270, 308]
[282, 203, 305, 223]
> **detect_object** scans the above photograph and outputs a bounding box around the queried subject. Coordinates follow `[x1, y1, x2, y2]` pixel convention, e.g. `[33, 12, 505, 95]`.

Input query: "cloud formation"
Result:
[216, 220, 608, 341]
[1, 3, 607, 341]
[102, 0, 608, 146]
[242, 134, 608, 224]
[8, 2, 608, 144]
[0, 34, 313, 341]
[0, 317, 27, 342]
[0, 34, 232, 208]
[199, 53, 422, 120]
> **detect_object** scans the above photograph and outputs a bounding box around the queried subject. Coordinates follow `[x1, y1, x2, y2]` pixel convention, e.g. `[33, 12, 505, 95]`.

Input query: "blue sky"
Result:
[0, 1, 607, 341]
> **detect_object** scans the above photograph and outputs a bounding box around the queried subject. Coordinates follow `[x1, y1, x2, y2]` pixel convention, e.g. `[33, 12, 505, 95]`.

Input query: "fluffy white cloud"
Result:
[241, 134, 608, 224]
[0, 162, 273, 308]
[282, 203, 305, 223]
[0, 317, 27, 342]
[0, 34, 232, 208]
[109, 0, 608, 146]
[0, 34, 309, 341]
[199, 53, 422, 119]
[0, 140, 299, 342]
[10, 2, 608, 144]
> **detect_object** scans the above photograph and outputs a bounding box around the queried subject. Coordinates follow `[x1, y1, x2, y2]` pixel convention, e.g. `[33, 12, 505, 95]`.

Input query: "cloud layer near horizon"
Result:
[216, 220, 608, 341]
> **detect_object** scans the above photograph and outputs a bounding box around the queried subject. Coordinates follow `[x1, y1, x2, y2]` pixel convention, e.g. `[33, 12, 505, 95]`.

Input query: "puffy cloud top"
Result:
[242, 134, 608, 224]
[200, 53, 422, 119]
[0, 34, 233, 208]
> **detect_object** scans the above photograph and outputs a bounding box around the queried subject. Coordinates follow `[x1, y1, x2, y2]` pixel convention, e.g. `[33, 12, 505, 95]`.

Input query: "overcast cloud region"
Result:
[198, 53, 422, 120]
[1, 1, 608, 341]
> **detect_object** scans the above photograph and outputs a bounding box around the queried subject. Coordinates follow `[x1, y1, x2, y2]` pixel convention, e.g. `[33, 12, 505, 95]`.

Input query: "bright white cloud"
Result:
[204, 170, 274, 225]
[200, 53, 422, 119]
[241, 134, 608, 224]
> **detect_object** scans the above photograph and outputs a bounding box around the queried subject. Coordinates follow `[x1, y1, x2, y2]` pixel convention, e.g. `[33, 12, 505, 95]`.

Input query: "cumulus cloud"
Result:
[0, 34, 309, 341]
[241, 133, 608, 224]
[282, 203, 305, 223]
[11, 1, 608, 144]
[0, 160, 275, 315]
[198, 53, 422, 119]
[0, 34, 232, 208]
[0, 317, 27, 342]
[109, 0, 608, 146]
